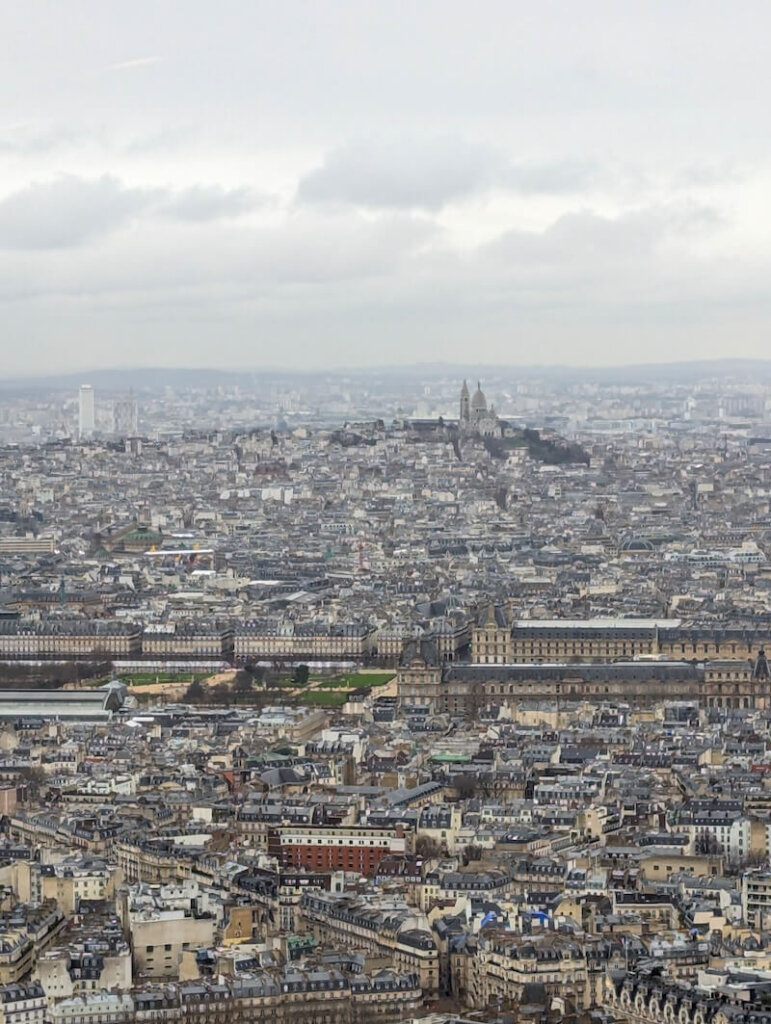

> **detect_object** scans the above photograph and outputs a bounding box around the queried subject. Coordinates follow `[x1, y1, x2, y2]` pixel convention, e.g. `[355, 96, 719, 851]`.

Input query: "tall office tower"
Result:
[78, 385, 95, 439]
[113, 395, 138, 436]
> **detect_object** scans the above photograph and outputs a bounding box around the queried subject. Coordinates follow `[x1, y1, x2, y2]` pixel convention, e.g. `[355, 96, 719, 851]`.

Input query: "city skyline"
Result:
[6, 6, 771, 1014]
[0, 330, 769, 1021]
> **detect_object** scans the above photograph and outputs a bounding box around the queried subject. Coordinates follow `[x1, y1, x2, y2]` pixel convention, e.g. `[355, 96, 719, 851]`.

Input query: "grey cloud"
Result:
[673, 160, 745, 188]
[0, 209, 437, 303]
[0, 125, 107, 156]
[0, 176, 264, 250]
[298, 140, 614, 210]
[0, 195, 760, 373]
[297, 138, 505, 210]
[0, 175, 154, 249]
[254, 213, 436, 283]
[486, 204, 721, 273]
[503, 160, 603, 194]
[158, 185, 263, 222]
[1, 0, 770, 369]
[100, 212, 434, 291]
[0, 200, 724, 310]
[121, 126, 198, 155]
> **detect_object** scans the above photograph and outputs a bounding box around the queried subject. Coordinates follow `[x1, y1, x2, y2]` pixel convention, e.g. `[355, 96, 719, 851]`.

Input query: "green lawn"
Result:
[313, 672, 394, 690]
[296, 689, 350, 707]
[345, 672, 394, 688]
[313, 676, 349, 690]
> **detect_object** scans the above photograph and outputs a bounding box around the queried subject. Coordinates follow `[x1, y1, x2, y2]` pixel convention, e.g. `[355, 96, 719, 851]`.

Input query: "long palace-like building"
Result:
[1, 608, 771, 714]
[396, 606, 771, 713]
[472, 606, 771, 664]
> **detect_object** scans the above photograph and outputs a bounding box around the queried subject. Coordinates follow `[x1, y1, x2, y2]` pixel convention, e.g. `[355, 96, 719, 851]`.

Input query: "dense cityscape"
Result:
[0, 366, 769, 1024]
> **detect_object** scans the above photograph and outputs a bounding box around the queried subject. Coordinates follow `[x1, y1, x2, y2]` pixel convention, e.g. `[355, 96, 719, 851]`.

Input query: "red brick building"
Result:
[268, 825, 407, 877]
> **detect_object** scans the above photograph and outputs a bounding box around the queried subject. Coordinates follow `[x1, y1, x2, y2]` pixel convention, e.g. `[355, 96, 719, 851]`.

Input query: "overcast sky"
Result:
[2, 0, 771, 375]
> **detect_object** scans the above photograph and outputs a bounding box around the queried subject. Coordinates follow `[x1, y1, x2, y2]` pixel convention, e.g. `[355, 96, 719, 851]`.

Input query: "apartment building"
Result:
[234, 621, 375, 662]
[0, 621, 141, 659]
[35, 937, 132, 999]
[119, 882, 216, 979]
[141, 623, 234, 660]
[268, 824, 407, 877]
[34, 968, 422, 1024]
[114, 839, 195, 886]
[300, 891, 439, 997]
[0, 903, 66, 984]
[469, 931, 604, 1012]
[0, 983, 46, 1024]
[741, 872, 771, 929]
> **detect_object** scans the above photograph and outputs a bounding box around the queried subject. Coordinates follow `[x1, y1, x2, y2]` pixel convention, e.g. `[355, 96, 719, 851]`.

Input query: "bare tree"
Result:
[454, 774, 478, 800]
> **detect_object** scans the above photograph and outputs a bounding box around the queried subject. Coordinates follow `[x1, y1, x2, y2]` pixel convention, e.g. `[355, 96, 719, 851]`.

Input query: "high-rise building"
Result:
[113, 395, 138, 437]
[460, 379, 470, 423]
[78, 385, 95, 439]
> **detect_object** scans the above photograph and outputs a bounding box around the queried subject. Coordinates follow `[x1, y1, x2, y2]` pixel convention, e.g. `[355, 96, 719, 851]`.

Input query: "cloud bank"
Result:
[1, 0, 770, 372]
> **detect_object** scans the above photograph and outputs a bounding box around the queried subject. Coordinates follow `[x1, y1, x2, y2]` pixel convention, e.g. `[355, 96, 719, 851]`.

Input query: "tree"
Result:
[292, 664, 310, 687]
[415, 835, 443, 859]
[462, 844, 484, 866]
[233, 671, 254, 700]
[731, 850, 768, 872]
[263, 667, 281, 688]
[18, 766, 47, 801]
[185, 678, 205, 702]
[211, 683, 232, 706]
[695, 831, 723, 855]
[243, 661, 265, 685]
[454, 773, 478, 800]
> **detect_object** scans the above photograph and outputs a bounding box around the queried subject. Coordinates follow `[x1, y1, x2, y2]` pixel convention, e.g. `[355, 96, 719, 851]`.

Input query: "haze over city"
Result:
[4, 1, 771, 374]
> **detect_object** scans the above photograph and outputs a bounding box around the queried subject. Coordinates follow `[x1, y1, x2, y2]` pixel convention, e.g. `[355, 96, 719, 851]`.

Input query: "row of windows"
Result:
[284, 837, 388, 846]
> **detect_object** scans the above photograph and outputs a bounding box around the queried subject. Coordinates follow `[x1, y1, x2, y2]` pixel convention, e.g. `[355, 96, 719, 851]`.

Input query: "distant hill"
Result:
[1, 358, 771, 392]
[379, 359, 771, 384]
[0, 368, 262, 392]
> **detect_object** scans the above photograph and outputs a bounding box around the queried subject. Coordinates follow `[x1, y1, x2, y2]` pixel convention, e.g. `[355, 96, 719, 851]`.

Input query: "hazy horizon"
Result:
[5, 356, 771, 390]
[6, 354, 771, 376]
[4, 1, 771, 373]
